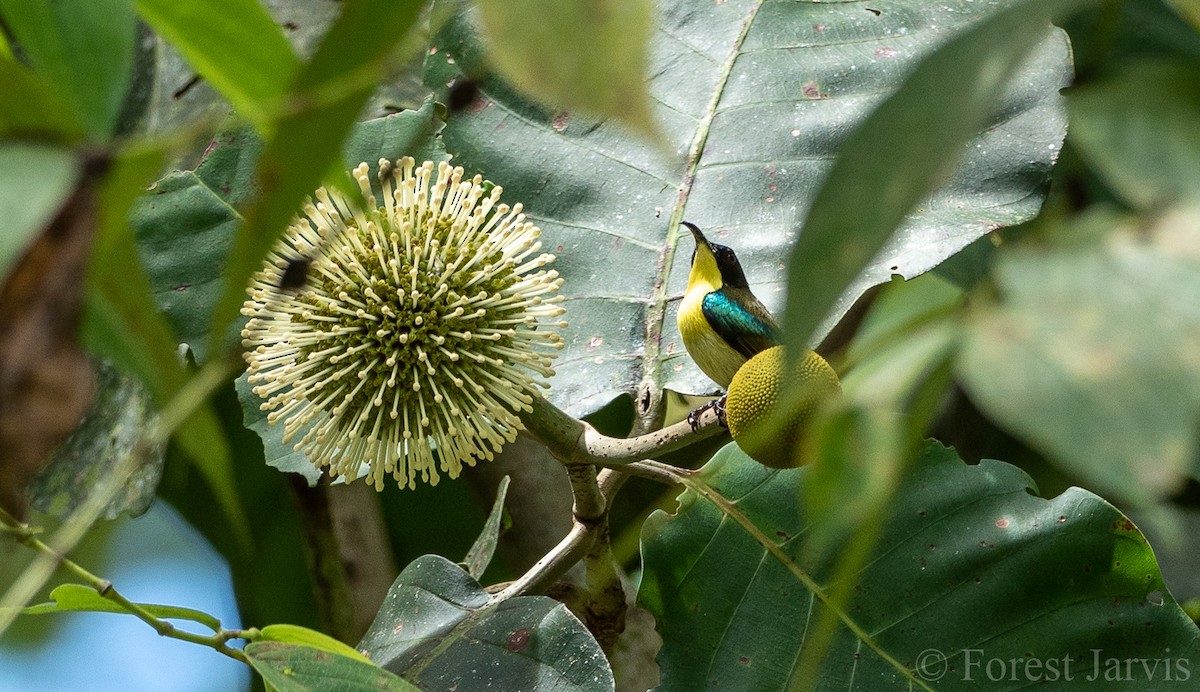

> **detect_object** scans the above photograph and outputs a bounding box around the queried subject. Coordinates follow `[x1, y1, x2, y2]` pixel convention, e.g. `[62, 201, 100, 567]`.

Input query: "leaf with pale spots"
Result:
[426, 0, 1071, 415]
[639, 440, 1200, 690]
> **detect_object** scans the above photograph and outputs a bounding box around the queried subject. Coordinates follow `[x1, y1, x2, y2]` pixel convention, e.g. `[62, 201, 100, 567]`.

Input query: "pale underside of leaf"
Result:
[429, 0, 1070, 417]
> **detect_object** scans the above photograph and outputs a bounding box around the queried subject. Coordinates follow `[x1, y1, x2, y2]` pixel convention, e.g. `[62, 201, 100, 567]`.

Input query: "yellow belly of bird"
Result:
[678, 289, 747, 389]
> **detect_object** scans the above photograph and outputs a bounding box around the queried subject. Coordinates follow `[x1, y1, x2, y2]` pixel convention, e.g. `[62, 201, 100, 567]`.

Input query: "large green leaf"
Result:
[425, 0, 1070, 415]
[780, 0, 1086, 354]
[958, 205, 1200, 506]
[0, 0, 136, 140]
[133, 1, 429, 146]
[639, 441, 1200, 690]
[358, 555, 614, 691]
[130, 101, 446, 363]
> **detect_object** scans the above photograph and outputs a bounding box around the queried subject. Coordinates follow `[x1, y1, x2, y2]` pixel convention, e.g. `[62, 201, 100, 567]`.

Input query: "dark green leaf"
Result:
[426, 0, 1070, 416]
[246, 641, 419, 692]
[0, 143, 79, 279]
[358, 555, 614, 691]
[0, 59, 85, 140]
[0, 0, 136, 140]
[235, 371, 320, 483]
[461, 475, 509, 579]
[639, 440, 1200, 690]
[29, 360, 163, 519]
[1069, 60, 1200, 208]
[475, 0, 655, 138]
[958, 206, 1200, 505]
[133, 0, 299, 126]
[23, 583, 222, 631]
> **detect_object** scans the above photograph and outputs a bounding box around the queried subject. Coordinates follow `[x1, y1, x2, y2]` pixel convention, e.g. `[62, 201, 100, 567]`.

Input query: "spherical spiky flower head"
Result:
[241, 158, 566, 489]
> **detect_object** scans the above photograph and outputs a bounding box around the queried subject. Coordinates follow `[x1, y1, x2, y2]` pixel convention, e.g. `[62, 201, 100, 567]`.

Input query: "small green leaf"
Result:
[246, 641, 419, 692]
[461, 475, 509, 579]
[258, 624, 372, 664]
[475, 0, 656, 139]
[0, 143, 79, 279]
[359, 555, 613, 691]
[426, 0, 1072, 416]
[22, 584, 222, 631]
[0, 0, 136, 140]
[133, 0, 299, 126]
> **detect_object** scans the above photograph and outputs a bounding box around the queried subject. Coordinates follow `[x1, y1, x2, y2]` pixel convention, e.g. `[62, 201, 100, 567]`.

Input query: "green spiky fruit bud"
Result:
[725, 346, 841, 468]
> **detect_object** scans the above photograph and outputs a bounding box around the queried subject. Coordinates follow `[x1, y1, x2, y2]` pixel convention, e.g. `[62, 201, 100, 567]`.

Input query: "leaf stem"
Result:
[496, 395, 713, 598]
[0, 506, 250, 663]
[0, 356, 238, 636]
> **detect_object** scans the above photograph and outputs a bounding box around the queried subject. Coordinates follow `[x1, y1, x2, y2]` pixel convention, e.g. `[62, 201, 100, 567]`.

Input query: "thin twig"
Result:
[0, 356, 238, 636]
[521, 394, 725, 469]
[494, 397, 706, 604]
[492, 520, 593, 602]
[0, 506, 249, 663]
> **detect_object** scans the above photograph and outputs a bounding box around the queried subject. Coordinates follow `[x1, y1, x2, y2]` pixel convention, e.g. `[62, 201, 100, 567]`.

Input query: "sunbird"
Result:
[677, 221, 780, 390]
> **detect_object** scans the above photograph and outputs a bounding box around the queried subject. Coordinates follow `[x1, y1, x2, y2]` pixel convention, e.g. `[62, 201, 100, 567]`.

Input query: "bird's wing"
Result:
[701, 289, 780, 360]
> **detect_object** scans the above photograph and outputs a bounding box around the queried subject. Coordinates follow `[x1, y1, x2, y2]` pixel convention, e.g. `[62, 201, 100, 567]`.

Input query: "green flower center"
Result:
[291, 216, 518, 422]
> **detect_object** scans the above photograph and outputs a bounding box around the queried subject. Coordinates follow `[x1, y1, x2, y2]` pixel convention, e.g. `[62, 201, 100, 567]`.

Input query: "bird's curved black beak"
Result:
[681, 221, 709, 250]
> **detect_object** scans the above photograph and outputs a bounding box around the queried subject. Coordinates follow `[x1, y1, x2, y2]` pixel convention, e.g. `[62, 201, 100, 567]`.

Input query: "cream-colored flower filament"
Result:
[241, 159, 565, 490]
